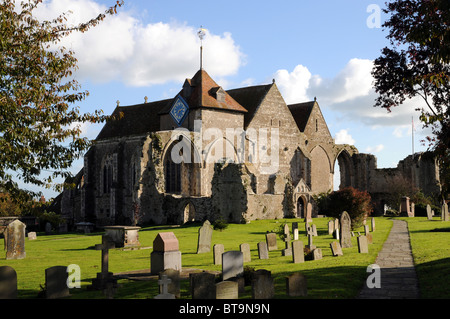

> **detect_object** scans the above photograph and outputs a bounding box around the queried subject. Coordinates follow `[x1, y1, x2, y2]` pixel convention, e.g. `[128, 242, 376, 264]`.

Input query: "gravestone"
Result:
[257, 242, 269, 259]
[154, 275, 175, 299]
[339, 211, 352, 248]
[305, 202, 312, 223]
[0, 266, 17, 299]
[159, 268, 180, 298]
[364, 225, 370, 236]
[213, 244, 224, 265]
[442, 203, 449, 222]
[197, 220, 213, 253]
[306, 234, 315, 250]
[293, 228, 299, 240]
[45, 222, 52, 235]
[411, 202, 415, 217]
[334, 218, 339, 231]
[292, 240, 305, 264]
[222, 251, 244, 281]
[91, 235, 117, 290]
[240, 243, 251, 263]
[190, 272, 216, 299]
[357, 235, 369, 254]
[28, 232, 37, 240]
[328, 220, 334, 235]
[5, 219, 26, 260]
[426, 204, 433, 220]
[151, 232, 182, 274]
[286, 272, 307, 297]
[45, 266, 70, 299]
[281, 239, 292, 256]
[371, 217, 376, 232]
[312, 248, 322, 260]
[104, 226, 141, 247]
[330, 241, 343, 256]
[311, 224, 318, 236]
[265, 232, 278, 251]
[216, 281, 238, 299]
[251, 270, 274, 299]
[283, 224, 291, 241]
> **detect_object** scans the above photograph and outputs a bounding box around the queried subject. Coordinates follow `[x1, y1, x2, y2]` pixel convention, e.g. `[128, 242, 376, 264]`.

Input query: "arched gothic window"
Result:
[165, 155, 181, 194]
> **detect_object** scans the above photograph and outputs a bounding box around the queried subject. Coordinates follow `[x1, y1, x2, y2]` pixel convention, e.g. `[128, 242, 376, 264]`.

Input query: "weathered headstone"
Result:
[91, 235, 117, 290]
[104, 226, 141, 247]
[328, 220, 334, 235]
[151, 232, 182, 274]
[222, 251, 244, 281]
[240, 243, 251, 263]
[45, 266, 70, 299]
[283, 224, 291, 241]
[216, 281, 238, 299]
[334, 218, 339, 231]
[305, 202, 312, 223]
[442, 203, 449, 222]
[330, 241, 343, 256]
[154, 275, 175, 299]
[371, 217, 376, 232]
[257, 242, 269, 259]
[159, 268, 180, 298]
[28, 232, 37, 240]
[311, 224, 318, 236]
[251, 270, 274, 299]
[306, 234, 315, 250]
[364, 225, 370, 236]
[286, 272, 307, 297]
[213, 244, 224, 265]
[357, 235, 369, 254]
[293, 228, 299, 240]
[0, 266, 17, 299]
[312, 248, 322, 260]
[5, 219, 26, 260]
[190, 272, 216, 299]
[292, 240, 304, 264]
[265, 232, 278, 251]
[426, 204, 433, 220]
[411, 202, 415, 217]
[197, 220, 213, 253]
[339, 211, 352, 248]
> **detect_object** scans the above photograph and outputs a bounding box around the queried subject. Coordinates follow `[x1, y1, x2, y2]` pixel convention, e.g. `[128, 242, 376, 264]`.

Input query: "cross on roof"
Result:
[95, 235, 115, 274]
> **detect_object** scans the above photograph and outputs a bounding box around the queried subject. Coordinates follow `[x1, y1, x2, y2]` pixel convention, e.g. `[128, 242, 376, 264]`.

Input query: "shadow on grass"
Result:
[416, 257, 450, 298]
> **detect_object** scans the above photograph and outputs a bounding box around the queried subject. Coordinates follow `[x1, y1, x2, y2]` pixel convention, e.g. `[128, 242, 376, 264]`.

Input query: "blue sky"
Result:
[27, 0, 431, 199]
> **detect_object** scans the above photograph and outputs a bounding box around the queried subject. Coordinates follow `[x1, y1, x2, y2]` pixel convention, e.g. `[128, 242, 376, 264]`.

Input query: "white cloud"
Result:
[365, 144, 385, 153]
[273, 64, 312, 104]
[34, 0, 244, 87]
[334, 129, 355, 145]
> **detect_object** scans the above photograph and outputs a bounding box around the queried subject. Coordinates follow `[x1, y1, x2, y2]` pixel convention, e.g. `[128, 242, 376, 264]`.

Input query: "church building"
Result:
[60, 68, 440, 227]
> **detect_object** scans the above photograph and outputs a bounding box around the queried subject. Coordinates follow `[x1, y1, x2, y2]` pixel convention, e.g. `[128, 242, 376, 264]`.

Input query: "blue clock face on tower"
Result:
[169, 95, 189, 126]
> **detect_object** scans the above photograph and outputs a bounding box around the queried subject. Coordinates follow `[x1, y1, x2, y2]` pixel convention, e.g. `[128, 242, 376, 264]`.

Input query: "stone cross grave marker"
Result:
[213, 244, 224, 265]
[159, 268, 180, 298]
[154, 275, 175, 299]
[286, 272, 307, 297]
[339, 211, 352, 248]
[5, 219, 26, 260]
[216, 281, 238, 299]
[265, 232, 278, 251]
[251, 269, 274, 299]
[240, 243, 251, 263]
[197, 220, 213, 253]
[426, 204, 433, 220]
[91, 235, 117, 290]
[0, 266, 17, 299]
[190, 272, 216, 299]
[357, 235, 369, 254]
[292, 240, 304, 264]
[222, 251, 244, 281]
[45, 266, 70, 299]
[330, 241, 343, 256]
[257, 242, 269, 259]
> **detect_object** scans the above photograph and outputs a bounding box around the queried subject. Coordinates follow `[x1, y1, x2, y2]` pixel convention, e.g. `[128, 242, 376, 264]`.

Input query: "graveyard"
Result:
[0, 216, 449, 299]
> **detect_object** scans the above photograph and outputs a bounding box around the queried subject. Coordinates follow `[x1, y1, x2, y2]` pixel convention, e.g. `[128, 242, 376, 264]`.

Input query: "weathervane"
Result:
[198, 26, 206, 70]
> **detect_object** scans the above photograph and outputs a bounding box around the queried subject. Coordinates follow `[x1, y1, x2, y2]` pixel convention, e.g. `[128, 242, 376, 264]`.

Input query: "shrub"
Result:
[213, 218, 229, 231]
[322, 187, 373, 229]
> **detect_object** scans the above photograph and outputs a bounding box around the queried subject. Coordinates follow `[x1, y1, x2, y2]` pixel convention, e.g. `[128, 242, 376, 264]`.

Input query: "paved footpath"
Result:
[358, 219, 420, 299]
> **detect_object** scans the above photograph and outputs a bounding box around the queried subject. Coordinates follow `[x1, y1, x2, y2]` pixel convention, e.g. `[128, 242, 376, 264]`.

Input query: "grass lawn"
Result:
[401, 217, 450, 299]
[0, 217, 395, 299]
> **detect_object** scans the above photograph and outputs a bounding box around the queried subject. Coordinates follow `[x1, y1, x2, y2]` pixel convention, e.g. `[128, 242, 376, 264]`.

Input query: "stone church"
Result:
[60, 68, 441, 227]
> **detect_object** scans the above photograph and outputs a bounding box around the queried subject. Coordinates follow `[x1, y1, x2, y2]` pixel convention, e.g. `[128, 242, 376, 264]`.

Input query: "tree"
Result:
[0, 0, 123, 203]
[372, 0, 449, 200]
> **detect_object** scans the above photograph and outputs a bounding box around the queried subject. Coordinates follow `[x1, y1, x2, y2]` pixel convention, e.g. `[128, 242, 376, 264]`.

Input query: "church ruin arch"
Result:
[334, 150, 354, 190]
[310, 145, 332, 193]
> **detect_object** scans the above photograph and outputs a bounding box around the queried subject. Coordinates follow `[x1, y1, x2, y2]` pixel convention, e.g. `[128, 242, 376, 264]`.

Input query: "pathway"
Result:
[358, 219, 420, 299]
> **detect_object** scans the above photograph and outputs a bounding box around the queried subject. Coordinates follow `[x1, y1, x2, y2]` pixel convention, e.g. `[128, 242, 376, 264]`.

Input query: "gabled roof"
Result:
[95, 99, 172, 140]
[159, 69, 247, 114]
[287, 101, 315, 132]
[226, 84, 273, 128]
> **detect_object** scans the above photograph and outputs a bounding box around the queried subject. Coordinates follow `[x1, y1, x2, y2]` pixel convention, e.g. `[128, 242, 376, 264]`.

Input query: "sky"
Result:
[21, 0, 432, 200]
